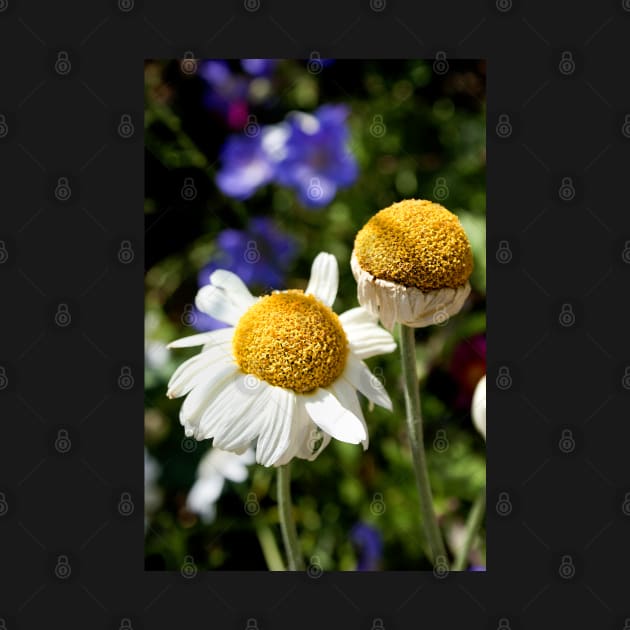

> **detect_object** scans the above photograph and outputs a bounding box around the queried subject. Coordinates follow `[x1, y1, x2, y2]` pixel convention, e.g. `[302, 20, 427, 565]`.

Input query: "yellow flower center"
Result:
[232, 290, 348, 393]
[353, 199, 473, 292]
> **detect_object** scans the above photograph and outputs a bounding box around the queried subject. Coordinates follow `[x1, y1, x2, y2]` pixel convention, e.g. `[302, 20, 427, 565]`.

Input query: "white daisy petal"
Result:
[168, 332, 215, 349]
[343, 353, 393, 411]
[211, 378, 271, 453]
[195, 285, 244, 325]
[168, 327, 234, 350]
[168, 353, 211, 399]
[195, 372, 264, 442]
[304, 431, 332, 459]
[202, 446, 256, 477]
[328, 379, 369, 450]
[167, 335, 235, 398]
[273, 401, 307, 466]
[256, 387, 296, 467]
[339, 306, 378, 327]
[305, 252, 338, 307]
[189, 474, 224, 506]
[187, 479, 221, 523]
[340, 307, 397, 359]
[209, 269, 257, 311]
[303, 388, 367, 444]
[230, 443, 253, 455]
[179, 363, 239, 427]
[219, 456, 252, 483]
[279, 400, 331, 464]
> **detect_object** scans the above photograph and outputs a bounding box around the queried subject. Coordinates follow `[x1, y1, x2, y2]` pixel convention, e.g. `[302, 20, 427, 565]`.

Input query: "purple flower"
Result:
[241, 59, 277, 77]
[275, 104, 359, 208]
[199, 60, 250, 129]
[191, 217, 298, 332]
[469, 565, 486, 572]
[216, 104, 358, 208]
[350, 523, 383, 571]
[216, 123, 290, 200]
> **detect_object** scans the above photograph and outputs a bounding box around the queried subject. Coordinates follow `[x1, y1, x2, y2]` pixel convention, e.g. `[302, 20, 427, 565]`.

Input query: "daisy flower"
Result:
[350, 199, 474, 568]
[187, 447, 255, 523]
[351, 199, 473, 330]
[167, 252, 396, 467]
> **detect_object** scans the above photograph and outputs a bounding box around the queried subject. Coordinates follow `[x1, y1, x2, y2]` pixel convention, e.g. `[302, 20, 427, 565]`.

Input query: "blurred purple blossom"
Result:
[199, 60, 250, 130]
[469, 565, 486, 571]
[216, 124, 290, 200]
[241, 59, 277, 77]
[350, 523, 383, 571]
[191, 217, 298, 332]
[216, 104, 358, 209]
[275, 104, 358, 208]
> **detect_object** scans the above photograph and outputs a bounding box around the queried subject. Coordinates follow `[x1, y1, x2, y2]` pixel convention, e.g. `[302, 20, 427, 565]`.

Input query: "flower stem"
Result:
[453, 486, 486, 571]
[255, 522, 286, 571]
[277, 463, 304, 571]
[399, 323, 448, 566]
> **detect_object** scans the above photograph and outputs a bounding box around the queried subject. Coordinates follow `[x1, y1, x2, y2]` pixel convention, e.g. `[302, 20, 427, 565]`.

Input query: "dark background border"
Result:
[1, 1, 629, 629]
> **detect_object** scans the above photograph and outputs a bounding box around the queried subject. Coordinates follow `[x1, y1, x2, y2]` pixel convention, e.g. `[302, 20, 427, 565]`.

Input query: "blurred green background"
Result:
[144, 58, 486, 571]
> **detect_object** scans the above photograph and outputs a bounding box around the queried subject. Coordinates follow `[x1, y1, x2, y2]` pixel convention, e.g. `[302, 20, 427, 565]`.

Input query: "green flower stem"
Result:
[277, 463, 305, 571]
[453, 486, 486, 571]
[255, 522, 286, 571]
[399, 323, 448, 566]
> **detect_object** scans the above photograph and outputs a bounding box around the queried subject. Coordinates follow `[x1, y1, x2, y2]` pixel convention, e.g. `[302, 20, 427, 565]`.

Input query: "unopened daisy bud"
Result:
[351, 199, 473, 330]
[471, 374, 486, 440]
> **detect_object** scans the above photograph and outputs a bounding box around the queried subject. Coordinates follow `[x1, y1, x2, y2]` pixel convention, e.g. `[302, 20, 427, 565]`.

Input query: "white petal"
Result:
[195, 285, 245, 326]
[272, 401, 306, 466]
[343, 353, 393, 411]
[339, 306, 378, 327]
[167, 351, 226, 400]
[303, 388, 367, 444]
[305, 252, 338, 307]
[194, 372, 266, 443]
[168, 327, 234, 350]
[209, 269, 257, 311]
[471, 374, 486, 440]
[202, 447, 255, 481]
[340, 307, 397, 359]
[179, 363, 239, 428]
[219, 457, 251, 483]
[167, 334, 235, 398]
[277, 400, 331, 465]
[211, 378, 271, 453]
[187, 477, 222, 523]
[328, 378, 369, 450]
[190, 474, 224, 504]
[197, 448, 220, 477]
[168, 332, 215, 349]
[256, 387, 296, 467]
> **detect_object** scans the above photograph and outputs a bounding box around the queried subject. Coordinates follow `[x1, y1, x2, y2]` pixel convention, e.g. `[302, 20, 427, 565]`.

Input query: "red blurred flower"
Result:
[449, 333, 486, 410]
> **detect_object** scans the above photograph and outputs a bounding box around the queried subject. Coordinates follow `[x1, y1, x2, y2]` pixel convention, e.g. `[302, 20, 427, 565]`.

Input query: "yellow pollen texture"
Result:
[232, 290, 348, 394]
[354, 199, 474, 291]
